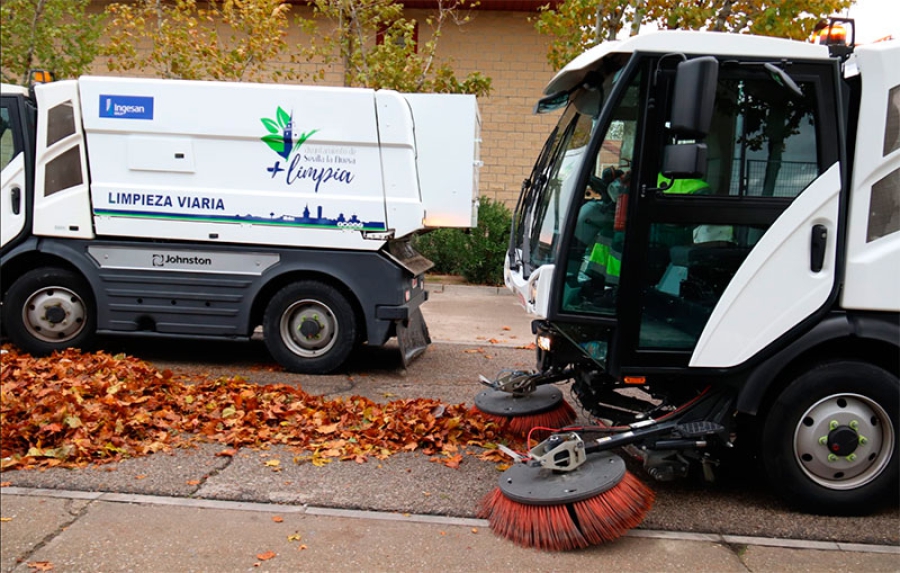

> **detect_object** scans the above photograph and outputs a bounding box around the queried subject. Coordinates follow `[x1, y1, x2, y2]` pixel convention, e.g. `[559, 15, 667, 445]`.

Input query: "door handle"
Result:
[810, 224, 827, 273]
[11, 186, 21, 215]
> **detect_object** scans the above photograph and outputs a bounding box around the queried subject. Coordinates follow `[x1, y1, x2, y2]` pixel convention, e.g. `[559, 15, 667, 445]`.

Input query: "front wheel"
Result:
[762, 361, 898, 514]
[263, 280, 357, 374]
[5, 267, 96, 355]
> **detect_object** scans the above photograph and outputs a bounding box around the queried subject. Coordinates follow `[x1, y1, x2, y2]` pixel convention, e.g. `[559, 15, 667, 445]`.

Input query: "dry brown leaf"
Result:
[0, 345, 515, 472]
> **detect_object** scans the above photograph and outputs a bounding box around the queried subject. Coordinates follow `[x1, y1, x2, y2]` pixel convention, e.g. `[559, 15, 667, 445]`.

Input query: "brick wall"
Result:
[87, 2, 560, 210]
[414, 9, 559, 207]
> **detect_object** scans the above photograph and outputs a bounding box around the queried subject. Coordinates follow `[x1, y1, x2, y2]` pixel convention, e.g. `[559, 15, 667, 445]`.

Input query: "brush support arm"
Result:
[526, 420, 726, 471]
[480, 368, 574, 395]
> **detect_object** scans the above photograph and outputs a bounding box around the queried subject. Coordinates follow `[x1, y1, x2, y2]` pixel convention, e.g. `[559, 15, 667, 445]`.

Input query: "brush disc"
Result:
[478, 453, 655, 550]
[474, 385, 566, 418]
[498, 452, 627, 505]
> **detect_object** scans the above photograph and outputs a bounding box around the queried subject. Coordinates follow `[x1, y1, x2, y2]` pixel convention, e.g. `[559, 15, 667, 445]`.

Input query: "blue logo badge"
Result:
[99, 95, 154, 120]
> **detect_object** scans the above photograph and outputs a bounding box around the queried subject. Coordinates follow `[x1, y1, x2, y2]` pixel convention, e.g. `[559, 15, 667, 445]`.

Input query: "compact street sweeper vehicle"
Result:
[0, 76, 480, 373]
[476, 22, 899, 549]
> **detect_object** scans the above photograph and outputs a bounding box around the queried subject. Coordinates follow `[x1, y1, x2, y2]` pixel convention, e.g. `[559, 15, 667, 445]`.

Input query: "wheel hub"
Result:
[23, 287, 86, 342]
[794, 393, 893, 490]
[826, 425, 860, 457]
[44, 305, 67, 324]
[280, 299, 338, 357]
[299, 316, 322, 339]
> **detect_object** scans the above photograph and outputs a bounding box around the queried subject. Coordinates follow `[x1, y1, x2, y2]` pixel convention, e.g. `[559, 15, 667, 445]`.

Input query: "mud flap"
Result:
[397, 307, 431, 368]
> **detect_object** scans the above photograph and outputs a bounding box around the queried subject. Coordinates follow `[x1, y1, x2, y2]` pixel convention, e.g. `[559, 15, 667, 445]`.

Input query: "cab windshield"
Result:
[510, 65, 623, 277]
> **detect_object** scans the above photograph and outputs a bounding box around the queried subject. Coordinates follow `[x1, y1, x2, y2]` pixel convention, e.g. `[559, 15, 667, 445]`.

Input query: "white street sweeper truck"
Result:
[0, 76, 481, 374]
[475, 20, 899, 550]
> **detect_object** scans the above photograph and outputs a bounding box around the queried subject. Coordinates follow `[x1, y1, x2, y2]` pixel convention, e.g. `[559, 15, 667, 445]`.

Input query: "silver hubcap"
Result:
[793, 393, 894, 491]
[279, 299, 338, 358]
[22, 286, 86, 343]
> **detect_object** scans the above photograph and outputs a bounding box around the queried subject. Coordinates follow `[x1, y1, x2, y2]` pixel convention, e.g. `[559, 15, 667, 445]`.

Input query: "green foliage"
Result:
[297, 0, 491, 96]
[0, 0, 104, 85]
[534, 0, 854, 71]
[415, 196, 511, 286]
[102, 0, 293, 82]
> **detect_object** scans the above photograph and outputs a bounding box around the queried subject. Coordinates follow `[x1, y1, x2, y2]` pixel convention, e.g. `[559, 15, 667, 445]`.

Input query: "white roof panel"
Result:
[545, 31, 832, 94]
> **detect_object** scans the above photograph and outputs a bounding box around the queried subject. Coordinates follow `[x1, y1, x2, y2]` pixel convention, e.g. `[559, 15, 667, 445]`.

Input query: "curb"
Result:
[425, 282, 511, 296]
[4, 487, 898, 555]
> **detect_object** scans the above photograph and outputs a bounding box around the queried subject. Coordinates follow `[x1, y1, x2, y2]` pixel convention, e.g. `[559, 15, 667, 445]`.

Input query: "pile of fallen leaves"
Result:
[1, 346, 509, 471]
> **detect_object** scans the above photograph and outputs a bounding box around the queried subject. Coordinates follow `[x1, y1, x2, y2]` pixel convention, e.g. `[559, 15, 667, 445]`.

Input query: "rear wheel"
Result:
[762, 361, 898, 514]
[263, 280, 356, 374]
[5, 267, 96, 355]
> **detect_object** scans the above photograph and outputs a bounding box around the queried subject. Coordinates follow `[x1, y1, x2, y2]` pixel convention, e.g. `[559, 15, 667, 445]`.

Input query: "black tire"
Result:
[5, 267, 96, 355]
[263, 280, 357, 374]
[762, 361, 899, 514]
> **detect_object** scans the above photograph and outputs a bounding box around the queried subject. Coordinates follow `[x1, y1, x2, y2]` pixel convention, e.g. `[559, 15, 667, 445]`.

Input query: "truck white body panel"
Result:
[691, 165, 841, 368]
[32, 80, 93, 240]
[78, 77, 388, 249]
[403, 93, 481, 228]
[376, 91, 424, 239]
[841, 41, 900, 312]
[42, 76, 480, 250]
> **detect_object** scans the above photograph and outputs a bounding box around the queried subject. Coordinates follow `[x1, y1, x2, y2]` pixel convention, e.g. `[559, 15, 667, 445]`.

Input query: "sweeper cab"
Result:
[0, 76, 481, 373]
[477, 19, 899, 550]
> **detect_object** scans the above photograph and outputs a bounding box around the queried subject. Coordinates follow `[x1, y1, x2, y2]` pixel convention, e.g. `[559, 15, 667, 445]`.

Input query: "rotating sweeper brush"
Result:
[478, 419, 725, 550]
[472, 370, 577, 436]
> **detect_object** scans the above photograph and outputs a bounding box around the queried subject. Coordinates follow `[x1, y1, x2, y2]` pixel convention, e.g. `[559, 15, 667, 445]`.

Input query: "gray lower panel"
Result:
[67, 238, 427, 347]
[88, 245, 280, 275]
[96, 269, 253, 336]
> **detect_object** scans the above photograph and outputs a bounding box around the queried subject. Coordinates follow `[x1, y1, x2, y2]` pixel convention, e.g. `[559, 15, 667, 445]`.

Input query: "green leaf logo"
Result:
[260, 106, 318, 160]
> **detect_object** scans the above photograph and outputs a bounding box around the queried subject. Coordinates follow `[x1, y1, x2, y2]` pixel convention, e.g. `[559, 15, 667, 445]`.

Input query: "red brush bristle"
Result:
[478, 471, 655, 551]
[469, 407, 513, 429]
[506, 400, 577, 436]
[471, 401, 577, 438]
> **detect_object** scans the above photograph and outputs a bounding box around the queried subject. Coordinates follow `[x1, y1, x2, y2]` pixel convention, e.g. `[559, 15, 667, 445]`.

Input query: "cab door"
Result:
[618, 59, 843, 371]
[1, 93, 30, 250]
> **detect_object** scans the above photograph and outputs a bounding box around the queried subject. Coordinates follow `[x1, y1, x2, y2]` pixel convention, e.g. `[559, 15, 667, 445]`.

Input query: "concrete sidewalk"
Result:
[2, 488, 897, 573]
[422, 281, 535, 347]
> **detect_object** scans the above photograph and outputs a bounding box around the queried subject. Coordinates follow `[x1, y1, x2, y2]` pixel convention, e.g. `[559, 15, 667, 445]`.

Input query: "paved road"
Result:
[1, 284, 898, 571]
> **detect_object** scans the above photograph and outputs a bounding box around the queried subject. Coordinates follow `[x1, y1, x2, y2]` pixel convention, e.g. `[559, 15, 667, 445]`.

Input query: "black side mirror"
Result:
[670, 56, 718, 138]
[662, 143, 708, 180]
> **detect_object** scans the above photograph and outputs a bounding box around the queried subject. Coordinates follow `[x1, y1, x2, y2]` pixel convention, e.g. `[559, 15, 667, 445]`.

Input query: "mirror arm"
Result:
[641, 180, 672, 198]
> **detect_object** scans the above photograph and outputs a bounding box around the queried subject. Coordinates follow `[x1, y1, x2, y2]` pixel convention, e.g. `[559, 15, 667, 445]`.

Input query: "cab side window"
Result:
[0, 103, 21, 171]
[694, 76, 820, 199]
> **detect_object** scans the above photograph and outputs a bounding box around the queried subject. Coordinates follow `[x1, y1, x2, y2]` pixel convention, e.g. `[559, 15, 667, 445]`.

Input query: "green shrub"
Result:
[415, 196, 511, 286]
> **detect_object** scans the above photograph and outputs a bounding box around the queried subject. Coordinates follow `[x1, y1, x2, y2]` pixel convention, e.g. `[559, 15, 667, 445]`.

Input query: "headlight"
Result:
[537, 334, 552, 352]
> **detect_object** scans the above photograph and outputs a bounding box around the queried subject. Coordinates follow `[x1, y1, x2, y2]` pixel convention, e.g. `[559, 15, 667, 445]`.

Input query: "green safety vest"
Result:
[587, 241, 621, 277]
[657, 174, 710, 195]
